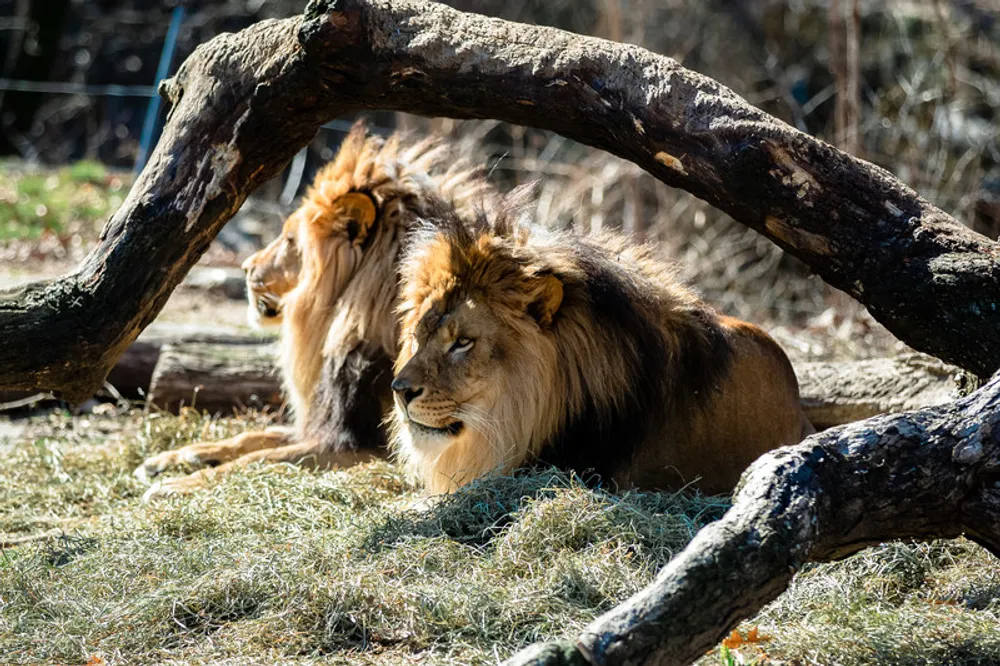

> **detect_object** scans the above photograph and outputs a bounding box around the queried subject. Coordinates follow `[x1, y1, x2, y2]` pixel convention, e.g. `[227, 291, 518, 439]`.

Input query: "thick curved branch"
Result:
[502, 370, 1000, 666]
[299, 0, 1000, 378]
[2, 0, 998, 393]
[0, 19, 332, 401]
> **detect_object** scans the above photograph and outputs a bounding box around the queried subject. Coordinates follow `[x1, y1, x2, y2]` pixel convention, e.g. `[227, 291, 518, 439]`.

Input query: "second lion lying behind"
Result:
[134, 122, 495, 498]
[391, 197, 813, 495]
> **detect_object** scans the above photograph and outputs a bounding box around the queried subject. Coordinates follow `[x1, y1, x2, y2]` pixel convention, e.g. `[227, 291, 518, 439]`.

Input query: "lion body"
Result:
[393, 210, 812, 495]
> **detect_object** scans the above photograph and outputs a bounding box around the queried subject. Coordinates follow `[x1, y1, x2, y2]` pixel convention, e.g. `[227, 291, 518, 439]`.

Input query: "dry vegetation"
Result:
[3, 1, 1000, 664]
[1, 409, 726, 665]
[2, 410, 1000, 665]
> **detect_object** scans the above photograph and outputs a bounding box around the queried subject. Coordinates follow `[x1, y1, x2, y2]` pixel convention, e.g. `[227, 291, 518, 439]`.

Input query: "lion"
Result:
[135, 121, 496, 499]
[391, 195, 814, 495]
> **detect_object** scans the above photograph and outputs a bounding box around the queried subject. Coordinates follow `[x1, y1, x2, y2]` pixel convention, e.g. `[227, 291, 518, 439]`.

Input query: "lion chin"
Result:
[394, 393, 465, 456]
[405, 418, 464, 444]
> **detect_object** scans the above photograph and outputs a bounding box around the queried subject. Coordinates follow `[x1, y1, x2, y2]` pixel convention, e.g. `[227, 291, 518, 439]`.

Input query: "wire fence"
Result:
[0, 78, 156, 97]
[0, 4, 383, 190]
[0, 68, 379, 202]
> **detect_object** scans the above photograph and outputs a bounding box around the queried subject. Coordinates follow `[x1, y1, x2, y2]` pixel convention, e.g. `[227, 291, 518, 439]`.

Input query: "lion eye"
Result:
[283, 234, 295, 245]
[450, 337, 475, 354]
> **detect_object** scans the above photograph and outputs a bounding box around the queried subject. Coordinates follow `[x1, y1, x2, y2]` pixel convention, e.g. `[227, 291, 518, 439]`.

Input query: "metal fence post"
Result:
[134, 5, 185, 173]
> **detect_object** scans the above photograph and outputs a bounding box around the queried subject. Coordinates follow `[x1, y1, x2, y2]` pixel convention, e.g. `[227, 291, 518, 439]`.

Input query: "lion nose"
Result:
[391, 376, 424, 406]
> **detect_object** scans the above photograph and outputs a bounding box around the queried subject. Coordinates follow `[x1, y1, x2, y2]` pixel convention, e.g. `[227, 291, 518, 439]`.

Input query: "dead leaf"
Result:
[722, 629, 745, 649]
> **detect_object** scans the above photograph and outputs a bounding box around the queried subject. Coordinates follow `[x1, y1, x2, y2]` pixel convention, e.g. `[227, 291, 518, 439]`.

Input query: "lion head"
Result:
[241, 213, 303, 329]
[391, 207, 569, 493]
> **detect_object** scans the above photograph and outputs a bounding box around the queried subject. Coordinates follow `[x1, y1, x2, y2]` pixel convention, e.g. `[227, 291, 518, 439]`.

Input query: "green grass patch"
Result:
[1, 410, 999, 665]
[0, 160, 129, 242]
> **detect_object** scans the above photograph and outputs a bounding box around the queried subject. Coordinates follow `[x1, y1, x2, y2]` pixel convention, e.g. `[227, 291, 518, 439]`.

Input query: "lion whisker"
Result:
[456, 404, 508, 462]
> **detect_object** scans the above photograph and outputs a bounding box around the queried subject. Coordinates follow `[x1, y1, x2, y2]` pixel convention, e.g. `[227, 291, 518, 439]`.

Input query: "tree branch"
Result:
[502, 370, 1000, 666]
[2, 0, 998, 396]
[300, 0, 1000, 377]
[0, 18, 330, 401]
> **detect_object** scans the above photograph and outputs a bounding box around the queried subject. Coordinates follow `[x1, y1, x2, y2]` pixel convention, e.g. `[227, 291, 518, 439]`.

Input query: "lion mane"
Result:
[278, 124, 494, 429]
[135, 121, 496, 497]
[392, 197, 813, 495]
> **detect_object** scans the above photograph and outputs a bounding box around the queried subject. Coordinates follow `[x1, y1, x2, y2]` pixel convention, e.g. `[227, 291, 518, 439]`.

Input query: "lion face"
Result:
[392, 224, 564, 490]
[392, 297, 506, 455]
[241, 214, 303, 329]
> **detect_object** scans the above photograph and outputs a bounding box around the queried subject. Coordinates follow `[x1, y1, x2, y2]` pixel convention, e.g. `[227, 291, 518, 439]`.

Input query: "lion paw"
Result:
[134, 452, 176, 484]
[141, 479, 175, 503]
[134, 448, 209, 484]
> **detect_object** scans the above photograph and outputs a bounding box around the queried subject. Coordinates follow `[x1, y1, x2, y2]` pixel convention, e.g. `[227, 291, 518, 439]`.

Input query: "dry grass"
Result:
[2, 409, 1000, 665]
[0, 409, 725, 665]
[3, 3, 1000, 664]
[715, 541, 1000, 666]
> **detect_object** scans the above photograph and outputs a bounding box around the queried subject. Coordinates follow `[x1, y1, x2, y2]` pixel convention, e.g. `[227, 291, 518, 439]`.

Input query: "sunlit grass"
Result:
[0, 410, 724, 665]
[2, 410, 999, 665]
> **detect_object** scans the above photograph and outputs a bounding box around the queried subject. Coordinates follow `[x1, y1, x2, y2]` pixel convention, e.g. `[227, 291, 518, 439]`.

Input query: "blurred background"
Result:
[1, 0, 999, 362]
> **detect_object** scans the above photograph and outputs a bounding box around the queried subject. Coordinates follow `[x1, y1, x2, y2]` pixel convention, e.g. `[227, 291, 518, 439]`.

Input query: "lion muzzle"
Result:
[391, 374, 423, 420]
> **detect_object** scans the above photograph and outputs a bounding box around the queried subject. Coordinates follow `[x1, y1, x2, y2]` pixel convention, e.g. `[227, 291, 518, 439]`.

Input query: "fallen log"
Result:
[503, 368, 1000, 666]
[0, 324, 274, 411]
[133, 338, 961, 424]
[147, 341, 282, 413]
[106, 322, 275, 400]
[796, 353, 966, 429]
[7, 319, 962, 422]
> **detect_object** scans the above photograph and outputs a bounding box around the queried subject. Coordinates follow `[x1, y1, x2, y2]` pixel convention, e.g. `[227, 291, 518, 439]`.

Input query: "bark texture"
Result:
[147, 342, 281, 413]
[0, 18, 327, 401]
[1, 0, 999, 400]
[503, 369, 1000, 666]
[106, 323, 274, 400]
[296, 0, 1000, 377]
[796, 353, 964, 429]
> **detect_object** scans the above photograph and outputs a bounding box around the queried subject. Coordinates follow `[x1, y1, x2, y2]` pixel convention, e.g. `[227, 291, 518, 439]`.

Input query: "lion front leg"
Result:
[140, 441, 384, 502]
[133, 427, 294, 483]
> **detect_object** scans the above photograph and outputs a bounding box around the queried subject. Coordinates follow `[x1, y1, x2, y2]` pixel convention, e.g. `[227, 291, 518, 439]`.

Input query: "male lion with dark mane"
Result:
[135, 122, 496, 500]
[392, 193, 813, 495]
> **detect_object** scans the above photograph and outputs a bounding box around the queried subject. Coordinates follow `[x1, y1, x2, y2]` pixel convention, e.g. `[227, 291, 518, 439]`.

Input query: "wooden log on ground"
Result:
[7, 327, 963, 422]
[106, 322, 276, 400]
[796, 353, 966, 429]
[133, 339, 962, 424]
[147, 341, 282, 413]
[1, 324, 275, 410]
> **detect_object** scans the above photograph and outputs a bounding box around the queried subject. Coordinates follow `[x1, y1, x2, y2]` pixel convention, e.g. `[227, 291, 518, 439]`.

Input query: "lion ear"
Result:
[336, 192, 377, 245]
[525, 272, 563, 328]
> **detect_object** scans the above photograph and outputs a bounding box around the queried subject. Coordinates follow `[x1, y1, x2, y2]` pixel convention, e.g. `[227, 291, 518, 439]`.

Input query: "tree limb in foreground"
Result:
[502, 369, 1000, 666]
[1, 0, 999, 400]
